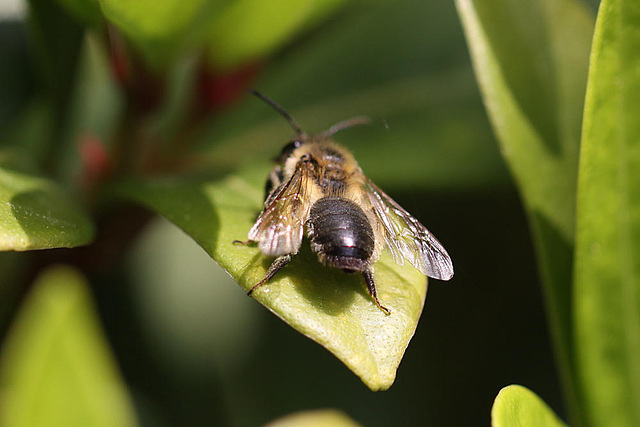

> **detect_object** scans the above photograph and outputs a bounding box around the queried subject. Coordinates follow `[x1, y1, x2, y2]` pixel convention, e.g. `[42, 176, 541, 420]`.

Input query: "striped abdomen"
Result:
[306, 197, 375, 272]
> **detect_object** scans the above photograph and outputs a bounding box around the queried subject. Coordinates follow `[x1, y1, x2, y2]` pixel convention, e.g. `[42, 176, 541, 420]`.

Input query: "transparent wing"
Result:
[363, 178, 454, 280]
[248, 162, 312, 256]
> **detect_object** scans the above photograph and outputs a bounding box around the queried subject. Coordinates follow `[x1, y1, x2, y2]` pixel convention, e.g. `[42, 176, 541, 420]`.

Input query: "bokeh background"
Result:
[0, 0, 601, 425]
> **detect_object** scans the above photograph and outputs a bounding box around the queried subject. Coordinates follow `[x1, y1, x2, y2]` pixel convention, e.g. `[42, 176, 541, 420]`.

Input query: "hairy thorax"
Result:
[305, 140, 360, 198]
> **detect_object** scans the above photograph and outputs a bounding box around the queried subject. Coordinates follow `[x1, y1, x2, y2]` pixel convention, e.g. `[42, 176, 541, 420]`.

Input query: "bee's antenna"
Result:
[251, 89, 304, 136]
[319, 116, 372, 139]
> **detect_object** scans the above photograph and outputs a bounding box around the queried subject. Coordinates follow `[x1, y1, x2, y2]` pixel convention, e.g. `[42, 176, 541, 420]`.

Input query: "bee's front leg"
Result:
[248, 254, 293, 296]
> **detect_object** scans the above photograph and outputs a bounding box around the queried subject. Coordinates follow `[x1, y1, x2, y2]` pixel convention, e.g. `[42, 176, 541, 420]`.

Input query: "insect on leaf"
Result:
[116, 163, 429, 390]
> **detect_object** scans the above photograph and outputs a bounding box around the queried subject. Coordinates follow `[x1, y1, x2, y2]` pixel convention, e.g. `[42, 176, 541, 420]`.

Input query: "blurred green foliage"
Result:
[0, 266, 137, 427]
[456, 0, 592, 424]
[574, 1, 640, 425]
[458, 0, 640, 426]
[2, 0, 637, 426]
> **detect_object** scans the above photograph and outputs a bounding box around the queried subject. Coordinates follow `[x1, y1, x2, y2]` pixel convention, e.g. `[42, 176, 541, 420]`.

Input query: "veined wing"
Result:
[248, 161, 313, 256]
[363, 178, 454, 280]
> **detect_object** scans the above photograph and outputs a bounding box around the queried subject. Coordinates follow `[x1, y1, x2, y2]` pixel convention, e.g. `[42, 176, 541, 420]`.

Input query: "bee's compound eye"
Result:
[278, 139, 303, 161]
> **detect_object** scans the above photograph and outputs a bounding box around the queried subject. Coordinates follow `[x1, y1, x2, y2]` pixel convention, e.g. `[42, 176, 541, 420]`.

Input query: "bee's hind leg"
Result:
[248, 254, 293, 296]
[363, 269, 391, 315]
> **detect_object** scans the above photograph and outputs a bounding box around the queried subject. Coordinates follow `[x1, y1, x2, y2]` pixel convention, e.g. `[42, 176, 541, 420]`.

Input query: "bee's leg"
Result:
[248, 254, 293, 296]
[233, 239, 253, 245]
[363, 269, 391, 315]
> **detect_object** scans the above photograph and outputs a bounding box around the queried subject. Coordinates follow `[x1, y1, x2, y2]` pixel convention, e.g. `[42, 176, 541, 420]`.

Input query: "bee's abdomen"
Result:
[307, 197, 374, 272]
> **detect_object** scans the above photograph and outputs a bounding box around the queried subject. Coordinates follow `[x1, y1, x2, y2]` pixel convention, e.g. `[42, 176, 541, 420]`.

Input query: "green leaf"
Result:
[0, 161, 95, 250]
[98, 0, 215, 67]
[207, 0, 347, 70]
[455, 0, 593, 243]
[455, 0, 594, 422]
[491, 385, 567, 427]
[574, 1, 640, 426]
[99, 0, 205, 40]
[100, 0, 346, 69]
[0, 265, 138, 427]
[116, 164, 428, 390]
[265, 409, 362, 427]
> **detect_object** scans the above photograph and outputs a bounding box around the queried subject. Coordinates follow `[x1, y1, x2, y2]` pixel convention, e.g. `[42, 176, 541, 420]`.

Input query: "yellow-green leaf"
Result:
[98, 0, 346, 70]
[0, 163, 95, 250]
[492, 385, 567, 427]
[264, 409, 362, 427]
[207, 0, 347, 70]
[98, 0, 213, 67]
[574, 1, 640, 426]
[0, 266, 138, 427]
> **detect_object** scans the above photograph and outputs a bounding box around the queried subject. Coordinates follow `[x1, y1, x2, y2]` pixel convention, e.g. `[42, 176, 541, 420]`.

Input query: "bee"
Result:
[237, 90, 454, 315]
